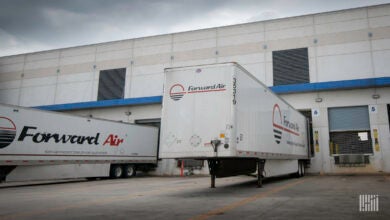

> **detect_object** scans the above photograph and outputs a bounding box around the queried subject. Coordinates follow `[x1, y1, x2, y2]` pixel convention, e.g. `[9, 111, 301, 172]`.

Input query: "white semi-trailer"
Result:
[0, 104, 158, 182]
[160, 63, 311, 187]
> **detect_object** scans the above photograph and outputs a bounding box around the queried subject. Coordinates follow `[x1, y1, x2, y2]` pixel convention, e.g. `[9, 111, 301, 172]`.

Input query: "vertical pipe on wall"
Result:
[91, 46, 98, 101]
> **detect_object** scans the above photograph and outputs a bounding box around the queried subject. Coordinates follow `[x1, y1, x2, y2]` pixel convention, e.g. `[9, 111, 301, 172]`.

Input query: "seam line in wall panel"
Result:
[17, 55, 26, 105]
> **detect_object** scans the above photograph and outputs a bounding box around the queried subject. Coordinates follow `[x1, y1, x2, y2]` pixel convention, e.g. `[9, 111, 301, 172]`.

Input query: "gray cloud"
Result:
[1, 0, 390, 57]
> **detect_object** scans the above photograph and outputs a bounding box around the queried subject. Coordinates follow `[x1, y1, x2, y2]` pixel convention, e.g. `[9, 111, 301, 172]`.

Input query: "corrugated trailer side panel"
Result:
[234, 65, 309, 159]
[160, 64, 235, 159]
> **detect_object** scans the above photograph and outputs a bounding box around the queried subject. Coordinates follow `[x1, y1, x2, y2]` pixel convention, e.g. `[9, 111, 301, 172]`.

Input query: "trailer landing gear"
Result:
[257, 159, 266, 188]
[208, 159, 265, 188]
[0, 166, 16, 182]
[208, 160, 218, 188]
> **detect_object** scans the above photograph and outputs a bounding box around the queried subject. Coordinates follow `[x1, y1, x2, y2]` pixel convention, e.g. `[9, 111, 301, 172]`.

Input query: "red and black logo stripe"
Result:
[0, 117, 16, 148]
[169, 84, 186, 101]
[272, 104, 283, 144]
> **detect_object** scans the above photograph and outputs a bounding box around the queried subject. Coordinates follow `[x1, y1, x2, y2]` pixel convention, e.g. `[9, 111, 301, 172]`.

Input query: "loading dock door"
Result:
[135, 118, 161, 160]
[328, 106, 373, 164]
[300, 110, 314, 157]
[135, 119, 204, 168]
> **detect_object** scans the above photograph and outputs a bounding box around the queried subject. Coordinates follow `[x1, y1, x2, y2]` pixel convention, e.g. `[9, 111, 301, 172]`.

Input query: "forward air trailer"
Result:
[160, 63, 311, 187]
[0, 104, 158, 182]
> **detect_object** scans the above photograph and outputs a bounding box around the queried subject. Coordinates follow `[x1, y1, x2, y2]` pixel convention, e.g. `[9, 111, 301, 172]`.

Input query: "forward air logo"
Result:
[169, 83, 226, 101]
[103, 134, 124, 147]
[170, 84, 186, 101]
[0, 118, 125, 149]
[0, 117, 17, 149]
[272, 104, 300, 144]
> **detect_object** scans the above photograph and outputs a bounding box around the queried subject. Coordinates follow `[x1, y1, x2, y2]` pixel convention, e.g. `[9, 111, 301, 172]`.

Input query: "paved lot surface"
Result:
[0, 175, 389, 220]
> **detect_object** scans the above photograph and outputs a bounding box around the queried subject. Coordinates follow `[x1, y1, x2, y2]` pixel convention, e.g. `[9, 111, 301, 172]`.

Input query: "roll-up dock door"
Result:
[328, 106, 373, 165]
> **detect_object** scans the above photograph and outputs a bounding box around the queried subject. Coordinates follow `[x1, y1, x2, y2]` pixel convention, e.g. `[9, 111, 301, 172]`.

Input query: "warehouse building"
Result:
[1, 4, 390, 175]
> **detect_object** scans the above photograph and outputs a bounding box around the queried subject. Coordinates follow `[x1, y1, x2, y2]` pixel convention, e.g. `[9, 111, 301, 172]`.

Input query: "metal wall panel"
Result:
[97, 68, 126, 100]
[273, 48, 309, 86]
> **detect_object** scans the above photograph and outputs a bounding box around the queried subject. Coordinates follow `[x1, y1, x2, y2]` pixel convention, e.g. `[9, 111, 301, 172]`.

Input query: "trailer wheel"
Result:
[110, 165, 123, 178]
[294, 162, 302, 178]
[123, 165, 136, 178]
[300, 162, 305, 177]
[297, 161, 305, 177]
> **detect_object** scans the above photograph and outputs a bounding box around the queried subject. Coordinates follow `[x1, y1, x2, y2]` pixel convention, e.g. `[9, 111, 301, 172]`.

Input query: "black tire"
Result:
[297, 161, 305, 177]
[300, 162, 305, 177]
[123, 165, 136, 178]
[110, 165, 123, 178]
[294, 161, 302, 178]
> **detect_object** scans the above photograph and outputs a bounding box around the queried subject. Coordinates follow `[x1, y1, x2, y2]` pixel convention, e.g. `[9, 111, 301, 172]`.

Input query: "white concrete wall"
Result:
[1, 4, 389, 106]
[1, 4, 390, 175]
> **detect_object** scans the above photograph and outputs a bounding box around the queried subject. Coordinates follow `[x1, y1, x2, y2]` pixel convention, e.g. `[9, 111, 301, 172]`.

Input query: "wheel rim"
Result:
[115, 167, 122, 177]
[127, 166, 134, 176]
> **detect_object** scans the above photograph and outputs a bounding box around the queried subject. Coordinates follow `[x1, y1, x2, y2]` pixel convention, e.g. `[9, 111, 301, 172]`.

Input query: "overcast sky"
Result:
[1, 0, 390, 57]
